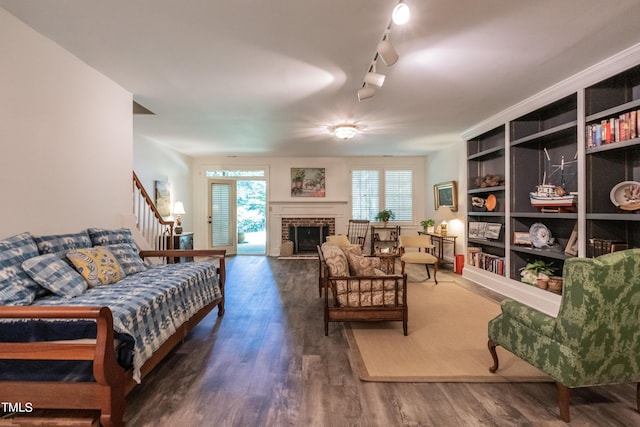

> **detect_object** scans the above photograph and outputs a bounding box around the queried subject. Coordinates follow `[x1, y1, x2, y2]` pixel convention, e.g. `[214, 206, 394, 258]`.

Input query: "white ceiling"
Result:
[3, 0, 640, 157]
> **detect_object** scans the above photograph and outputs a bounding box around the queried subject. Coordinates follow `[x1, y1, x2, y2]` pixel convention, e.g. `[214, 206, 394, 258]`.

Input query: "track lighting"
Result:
[364, 63, 385, 88]
[377, 37, 399, 67]
[356, 1, 409, 100]
[392, 2, 410, 25]
[357, 86, 375, 102]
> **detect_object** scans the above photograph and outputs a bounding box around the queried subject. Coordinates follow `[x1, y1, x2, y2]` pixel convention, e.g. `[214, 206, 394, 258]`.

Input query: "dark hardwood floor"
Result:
[125, 256, 640, 426]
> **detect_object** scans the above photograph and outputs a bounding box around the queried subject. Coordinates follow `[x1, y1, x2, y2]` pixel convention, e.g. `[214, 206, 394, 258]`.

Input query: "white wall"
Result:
[192, 156, 426, 255]
[0, 9, 132, 239]
[133, 135, 194, 231]
[425, 139, 466, 256]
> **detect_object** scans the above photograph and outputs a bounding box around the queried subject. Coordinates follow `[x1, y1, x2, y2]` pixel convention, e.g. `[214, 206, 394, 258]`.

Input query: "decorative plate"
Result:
[529, 222, 552, 248]
[610, 181, 640, 211]
[485, 194, 497, 211]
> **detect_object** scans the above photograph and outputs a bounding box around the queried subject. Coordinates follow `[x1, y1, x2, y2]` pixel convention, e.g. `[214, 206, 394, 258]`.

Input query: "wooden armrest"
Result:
[0, 306, 122, 384]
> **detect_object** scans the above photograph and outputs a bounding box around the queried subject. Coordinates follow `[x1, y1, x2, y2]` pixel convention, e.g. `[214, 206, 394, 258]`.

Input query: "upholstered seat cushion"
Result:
[401, 252, 437, 264]
[326, 235, 353, 248]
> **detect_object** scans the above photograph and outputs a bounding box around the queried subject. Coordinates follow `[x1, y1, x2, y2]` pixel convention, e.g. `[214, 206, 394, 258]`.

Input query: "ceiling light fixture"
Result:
[357, 1, 409, 101]
[392, 2, 410, 25]
[333, 124, 359, 140]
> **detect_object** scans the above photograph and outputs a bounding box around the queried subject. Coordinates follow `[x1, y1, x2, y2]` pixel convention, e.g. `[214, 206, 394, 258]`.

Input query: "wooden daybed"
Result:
[0, 248, 226, 427]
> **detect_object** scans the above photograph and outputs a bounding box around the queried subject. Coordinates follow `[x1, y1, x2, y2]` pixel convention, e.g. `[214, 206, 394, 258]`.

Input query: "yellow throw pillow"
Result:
[67, 247, 126, 287]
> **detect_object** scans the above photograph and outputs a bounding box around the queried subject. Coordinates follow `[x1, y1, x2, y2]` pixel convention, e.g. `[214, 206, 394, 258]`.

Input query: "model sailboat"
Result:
[529, 149, 578, 210]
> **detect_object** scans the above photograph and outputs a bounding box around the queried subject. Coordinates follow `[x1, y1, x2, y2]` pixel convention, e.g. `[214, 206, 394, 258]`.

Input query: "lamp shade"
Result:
[377, 39, 399, 66]
[172, 201, 186, 216]
[434, 206, 455, 222]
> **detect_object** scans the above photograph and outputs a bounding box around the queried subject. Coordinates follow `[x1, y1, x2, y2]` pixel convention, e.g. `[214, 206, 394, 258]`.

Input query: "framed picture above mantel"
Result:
[434, 180, 458, 211]
[291, 167, 326, 197]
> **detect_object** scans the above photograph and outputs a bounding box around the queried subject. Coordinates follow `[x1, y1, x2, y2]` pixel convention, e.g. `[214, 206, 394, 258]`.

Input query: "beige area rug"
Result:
[346, 268, 551, 383]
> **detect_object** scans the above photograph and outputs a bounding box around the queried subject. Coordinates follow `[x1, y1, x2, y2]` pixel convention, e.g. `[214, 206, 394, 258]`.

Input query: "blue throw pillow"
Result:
[107, 243, 147, 275]
[0, 232, 41, 305]
[87, 228, 136, 247]
[34, 231, 92, 258]
[22, 254, 87, 298]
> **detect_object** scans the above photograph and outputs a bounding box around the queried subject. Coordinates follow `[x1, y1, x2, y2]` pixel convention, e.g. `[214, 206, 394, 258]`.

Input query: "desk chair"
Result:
[398, 235, 438, 284]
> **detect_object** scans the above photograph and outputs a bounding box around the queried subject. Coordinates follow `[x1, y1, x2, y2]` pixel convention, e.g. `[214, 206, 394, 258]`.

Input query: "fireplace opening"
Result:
[289, 224, 329, 254]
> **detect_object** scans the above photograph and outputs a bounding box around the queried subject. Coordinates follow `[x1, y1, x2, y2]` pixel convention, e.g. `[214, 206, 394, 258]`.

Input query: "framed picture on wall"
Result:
[154, 180, 171, 217]
[291, 167, 326, 197]
[434, 181, 458, 211]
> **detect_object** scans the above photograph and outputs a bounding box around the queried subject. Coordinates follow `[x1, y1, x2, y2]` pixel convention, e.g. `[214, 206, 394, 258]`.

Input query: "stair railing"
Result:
[132, 172, 174, 250]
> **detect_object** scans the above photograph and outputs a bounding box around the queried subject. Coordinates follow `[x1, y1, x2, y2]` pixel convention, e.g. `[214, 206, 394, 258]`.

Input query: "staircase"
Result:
[132, 172, 175, 250]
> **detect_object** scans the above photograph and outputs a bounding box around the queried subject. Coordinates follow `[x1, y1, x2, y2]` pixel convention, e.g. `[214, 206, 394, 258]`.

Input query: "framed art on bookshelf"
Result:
[564, 225, 578, 256]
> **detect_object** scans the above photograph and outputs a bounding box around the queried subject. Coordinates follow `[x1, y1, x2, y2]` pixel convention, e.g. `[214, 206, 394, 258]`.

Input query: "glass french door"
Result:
[208, 179, 236, 254]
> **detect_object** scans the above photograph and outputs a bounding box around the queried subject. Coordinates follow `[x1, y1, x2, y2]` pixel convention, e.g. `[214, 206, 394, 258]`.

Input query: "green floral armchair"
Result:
[487, 249, 640, 422]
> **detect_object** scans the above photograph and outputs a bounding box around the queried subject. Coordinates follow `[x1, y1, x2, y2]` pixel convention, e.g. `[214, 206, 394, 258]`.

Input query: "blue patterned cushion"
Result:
[0, 232, 41, 305]
[87, 228, 136, 247]
[22, 254, 87, 298]
[107, 243, 147, 275]
[34, 231, 92, 258]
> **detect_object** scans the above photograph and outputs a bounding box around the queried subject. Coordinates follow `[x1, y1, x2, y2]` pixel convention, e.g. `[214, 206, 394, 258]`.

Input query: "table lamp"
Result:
[173, 201, 186, 235]
[434, 206, 455, 236]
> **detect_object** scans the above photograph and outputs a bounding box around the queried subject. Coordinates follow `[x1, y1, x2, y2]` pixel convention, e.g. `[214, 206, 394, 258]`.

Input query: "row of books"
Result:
[468, 249, 505, 276]
[587, 238, 628, 258]
[586, 110, 639, 147]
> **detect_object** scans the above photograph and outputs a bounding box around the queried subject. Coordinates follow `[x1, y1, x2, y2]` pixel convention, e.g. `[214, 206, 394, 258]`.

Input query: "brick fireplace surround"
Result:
[281, 217, 335, 242]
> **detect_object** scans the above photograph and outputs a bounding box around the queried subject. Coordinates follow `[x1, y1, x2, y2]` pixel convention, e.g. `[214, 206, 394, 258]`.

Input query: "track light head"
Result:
[357, 86, 375, 102]
[392, 3, 410, 25]
[377, 39, 399, 66]
[364, 71, 385, 88]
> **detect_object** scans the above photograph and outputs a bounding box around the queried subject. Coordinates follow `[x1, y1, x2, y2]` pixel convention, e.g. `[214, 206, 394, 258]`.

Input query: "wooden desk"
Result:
[419, 232, 456, 267]
[162, 232, 194, 263]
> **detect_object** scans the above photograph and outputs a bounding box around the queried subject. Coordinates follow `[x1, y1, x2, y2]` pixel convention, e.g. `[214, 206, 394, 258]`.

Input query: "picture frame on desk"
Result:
[434, 181, 458, 211]
[513, 232, 531, 245]
[564, 225, 578, 256]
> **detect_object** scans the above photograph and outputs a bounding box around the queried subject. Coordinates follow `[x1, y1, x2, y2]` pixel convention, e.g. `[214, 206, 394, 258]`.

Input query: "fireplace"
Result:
[289, 224, 329, 254]
[281, 217, 335, 254]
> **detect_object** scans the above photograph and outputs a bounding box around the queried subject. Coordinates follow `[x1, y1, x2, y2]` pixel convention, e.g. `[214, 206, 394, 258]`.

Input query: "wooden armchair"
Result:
[318, 243, 408, 336]
[488, 249, 640, 422]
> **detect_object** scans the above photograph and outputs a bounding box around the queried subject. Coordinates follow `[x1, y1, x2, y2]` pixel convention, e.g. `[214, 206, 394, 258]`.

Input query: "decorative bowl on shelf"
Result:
[529, 223, 552, 248]
[548, 276, 563, 294]
[610, 181, 640, 211]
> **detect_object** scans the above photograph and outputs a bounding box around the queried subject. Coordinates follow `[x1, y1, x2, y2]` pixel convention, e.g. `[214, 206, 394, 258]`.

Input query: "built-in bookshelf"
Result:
[585, 64, 640, 254]
[463, 56, 640, 316]
[466, 125, 506, 277]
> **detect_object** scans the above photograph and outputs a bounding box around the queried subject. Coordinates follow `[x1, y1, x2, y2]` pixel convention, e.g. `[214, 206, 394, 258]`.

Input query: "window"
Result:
[352, 169, 413, 221]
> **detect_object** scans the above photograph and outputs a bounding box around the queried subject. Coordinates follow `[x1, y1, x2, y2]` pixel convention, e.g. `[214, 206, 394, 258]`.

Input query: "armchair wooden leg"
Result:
[488, 339, 499, 373]
[425, 264, 431, 279]
[557, 383, 571, 422]
[433, 261, 438, 285]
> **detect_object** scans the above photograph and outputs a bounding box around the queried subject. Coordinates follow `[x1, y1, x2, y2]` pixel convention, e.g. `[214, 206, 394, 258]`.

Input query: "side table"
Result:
[375, 251, 397, 274]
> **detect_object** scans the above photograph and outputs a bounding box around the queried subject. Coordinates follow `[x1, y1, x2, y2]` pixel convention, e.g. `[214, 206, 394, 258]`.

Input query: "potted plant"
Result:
[376, 209, 395, 224]
[519, 259, 556, 288]
[420, 219, 435, 233]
